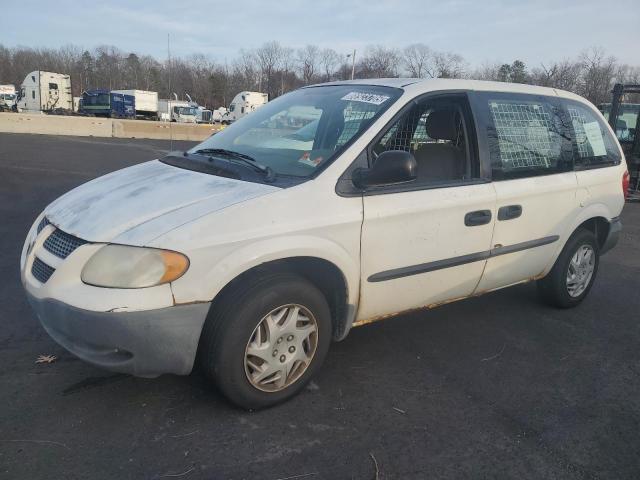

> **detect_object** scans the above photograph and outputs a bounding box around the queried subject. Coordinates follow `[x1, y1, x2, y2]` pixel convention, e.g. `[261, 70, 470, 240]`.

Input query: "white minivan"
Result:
[21, 79, 627, 409]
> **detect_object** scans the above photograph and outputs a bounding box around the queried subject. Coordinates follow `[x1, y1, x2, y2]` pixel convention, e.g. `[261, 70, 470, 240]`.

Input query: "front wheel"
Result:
[199, 272, 332, 409]
[537, 228, 599, 308]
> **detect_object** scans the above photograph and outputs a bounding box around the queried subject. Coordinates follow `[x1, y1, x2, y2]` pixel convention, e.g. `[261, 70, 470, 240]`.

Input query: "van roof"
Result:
[310, 78, 586, 102]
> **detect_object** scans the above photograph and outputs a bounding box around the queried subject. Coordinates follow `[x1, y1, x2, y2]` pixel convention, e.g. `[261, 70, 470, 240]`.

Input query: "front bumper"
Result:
[26, 291, 209, 377]
[21, 216, 210, 377]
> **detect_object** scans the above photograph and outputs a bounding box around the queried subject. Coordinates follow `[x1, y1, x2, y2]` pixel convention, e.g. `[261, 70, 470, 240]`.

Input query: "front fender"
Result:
[170, 234, 360, 315]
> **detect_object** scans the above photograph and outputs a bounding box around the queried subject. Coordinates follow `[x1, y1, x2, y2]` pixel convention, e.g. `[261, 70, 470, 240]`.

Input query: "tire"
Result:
[537, 228, 599, 308]
[199, 272, 332, 409]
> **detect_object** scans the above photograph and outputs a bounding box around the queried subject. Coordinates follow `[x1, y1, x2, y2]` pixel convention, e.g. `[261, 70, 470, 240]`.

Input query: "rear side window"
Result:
[472, 92, 572, 179]
[565, 101, 621, 168]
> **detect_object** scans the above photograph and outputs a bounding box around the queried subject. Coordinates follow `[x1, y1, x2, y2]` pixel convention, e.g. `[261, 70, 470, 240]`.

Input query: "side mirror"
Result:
[352, 150, 417, 188]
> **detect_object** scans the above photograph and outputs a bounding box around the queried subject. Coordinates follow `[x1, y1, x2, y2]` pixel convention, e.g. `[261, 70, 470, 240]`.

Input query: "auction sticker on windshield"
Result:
[341, 92, 390, 105]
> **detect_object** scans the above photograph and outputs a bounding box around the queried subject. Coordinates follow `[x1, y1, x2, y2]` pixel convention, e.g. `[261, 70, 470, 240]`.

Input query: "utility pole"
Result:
[167, 33, 172, 150]
[347, 49, 356, 80]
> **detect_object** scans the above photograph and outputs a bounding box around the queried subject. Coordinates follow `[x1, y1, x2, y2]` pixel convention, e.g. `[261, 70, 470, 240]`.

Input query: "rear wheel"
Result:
[199, 272, 331, 409]
[537, 229, 599, 308]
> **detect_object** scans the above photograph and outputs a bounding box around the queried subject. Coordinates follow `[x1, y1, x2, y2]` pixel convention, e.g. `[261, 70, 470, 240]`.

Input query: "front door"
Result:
[357, 93, 497, 324]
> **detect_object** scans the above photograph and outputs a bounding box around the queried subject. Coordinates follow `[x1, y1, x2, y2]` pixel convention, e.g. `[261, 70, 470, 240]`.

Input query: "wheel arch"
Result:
[545, 204, 614, 274]
[207, 256, 355, 342]
[186, 236, 361, 342]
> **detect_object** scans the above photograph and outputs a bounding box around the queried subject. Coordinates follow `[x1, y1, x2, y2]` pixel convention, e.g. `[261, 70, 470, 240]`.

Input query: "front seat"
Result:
[414, 108, 465, 182]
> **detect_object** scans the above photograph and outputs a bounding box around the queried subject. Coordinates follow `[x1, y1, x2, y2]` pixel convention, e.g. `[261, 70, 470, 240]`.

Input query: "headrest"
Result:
[425, 109, 458, 141]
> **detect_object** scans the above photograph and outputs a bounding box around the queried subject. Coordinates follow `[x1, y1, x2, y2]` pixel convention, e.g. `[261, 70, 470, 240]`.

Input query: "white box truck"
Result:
[0, 84, 16, 111]
[15, 71, 73, 113]
[222, 91, 268, 124]
[158, 99, 197, 123]
[112, 89, 158, 120]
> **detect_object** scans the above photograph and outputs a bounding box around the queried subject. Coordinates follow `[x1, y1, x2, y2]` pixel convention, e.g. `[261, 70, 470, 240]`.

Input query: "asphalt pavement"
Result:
[1, 133, 639, 479]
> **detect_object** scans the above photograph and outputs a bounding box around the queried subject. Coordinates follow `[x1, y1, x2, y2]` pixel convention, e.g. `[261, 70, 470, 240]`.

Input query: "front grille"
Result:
[36, 217, 49, 234]
[43, 229, 87, 259]
[31, 257, 55, 283]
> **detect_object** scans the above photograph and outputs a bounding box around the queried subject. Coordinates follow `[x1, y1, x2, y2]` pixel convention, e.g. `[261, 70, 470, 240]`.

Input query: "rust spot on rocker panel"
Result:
[352, 274, 546, 328]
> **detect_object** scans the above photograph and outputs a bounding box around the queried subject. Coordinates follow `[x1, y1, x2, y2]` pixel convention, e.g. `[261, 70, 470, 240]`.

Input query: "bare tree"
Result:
[468, 61, 501, 81]
[530, 59, 582, 91]
[402, 43, 432, 78]
[254, 41, 284, 99]
[359, 45, 401, 78]
[297, 45, 320, 85]
[577, 47, 618, 105]
[429, 52, 466, 78]
[319, 48, 340, 82]
[279, 47, 295, 95]
[1, 41, 637, 111]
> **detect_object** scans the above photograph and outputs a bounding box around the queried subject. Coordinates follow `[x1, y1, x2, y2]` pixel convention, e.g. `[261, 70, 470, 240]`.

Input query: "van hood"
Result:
[45, 160, 280, 245]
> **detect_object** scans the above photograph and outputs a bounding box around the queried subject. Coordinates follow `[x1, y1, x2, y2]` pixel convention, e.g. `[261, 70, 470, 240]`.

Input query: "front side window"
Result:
[189, 85, 401, 178]
[474, 93, 571, 179]
[566, 101, 621, 168]
[371, 95, 476, 185]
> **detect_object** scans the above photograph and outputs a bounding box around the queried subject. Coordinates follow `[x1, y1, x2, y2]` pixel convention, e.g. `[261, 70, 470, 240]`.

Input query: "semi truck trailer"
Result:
[15, 71, 73, 113]
[112, 89, 158, 120]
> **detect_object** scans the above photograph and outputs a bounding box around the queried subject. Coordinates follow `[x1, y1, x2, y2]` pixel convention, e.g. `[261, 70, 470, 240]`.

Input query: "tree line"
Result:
[0, 42, 638, 109]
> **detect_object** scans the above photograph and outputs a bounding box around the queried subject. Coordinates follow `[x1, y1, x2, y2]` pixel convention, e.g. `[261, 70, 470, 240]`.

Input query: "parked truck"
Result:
[195, 106, 213, 124]
[112, 89, 158, 120]
[211, 107, 228, 123]
[222, 91, 268, 124]
[158, 99, 197, 123]
[79, 89, 135, 118]
[15, 71, 73, 113]
[0, 84, 16, 111]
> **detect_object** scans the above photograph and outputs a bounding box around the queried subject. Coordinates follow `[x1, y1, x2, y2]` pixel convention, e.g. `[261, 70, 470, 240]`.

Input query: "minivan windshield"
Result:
[188, 85, 401, 178]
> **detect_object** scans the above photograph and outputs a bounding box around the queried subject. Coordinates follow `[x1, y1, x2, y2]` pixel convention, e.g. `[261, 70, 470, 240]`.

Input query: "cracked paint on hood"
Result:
[45, 160, 280, 245]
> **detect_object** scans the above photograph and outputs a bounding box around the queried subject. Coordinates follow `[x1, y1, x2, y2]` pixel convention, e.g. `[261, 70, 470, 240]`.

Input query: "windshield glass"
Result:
[1, 94, 15, 100]
[178, 107, 197, 116]
[189, 85, 401, 178]
[84, 93, 110, 106]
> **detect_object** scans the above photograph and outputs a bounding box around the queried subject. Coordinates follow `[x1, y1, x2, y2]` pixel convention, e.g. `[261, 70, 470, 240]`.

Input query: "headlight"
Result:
[81, 245, 189, 288]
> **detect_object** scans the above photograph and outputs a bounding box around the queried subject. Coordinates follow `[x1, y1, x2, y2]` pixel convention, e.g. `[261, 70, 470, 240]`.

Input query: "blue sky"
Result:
[2, 0, 639, 66]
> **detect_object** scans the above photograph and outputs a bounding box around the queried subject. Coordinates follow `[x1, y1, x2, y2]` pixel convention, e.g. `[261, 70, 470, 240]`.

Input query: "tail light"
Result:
[622, 170, 630, 199]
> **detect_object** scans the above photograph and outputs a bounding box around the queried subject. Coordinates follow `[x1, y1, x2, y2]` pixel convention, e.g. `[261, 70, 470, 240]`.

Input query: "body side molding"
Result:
[368, 235, 559, 283]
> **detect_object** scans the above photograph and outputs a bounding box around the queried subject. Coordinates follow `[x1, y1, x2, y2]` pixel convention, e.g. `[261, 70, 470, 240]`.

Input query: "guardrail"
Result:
[0, 112, 222, 141]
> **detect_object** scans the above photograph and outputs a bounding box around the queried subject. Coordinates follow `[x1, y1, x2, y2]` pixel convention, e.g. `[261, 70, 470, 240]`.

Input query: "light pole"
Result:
[346, 49, 356, 80]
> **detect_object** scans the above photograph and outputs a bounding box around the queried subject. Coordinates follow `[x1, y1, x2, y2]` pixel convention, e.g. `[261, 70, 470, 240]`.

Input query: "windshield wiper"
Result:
[191, 148, 275, 180]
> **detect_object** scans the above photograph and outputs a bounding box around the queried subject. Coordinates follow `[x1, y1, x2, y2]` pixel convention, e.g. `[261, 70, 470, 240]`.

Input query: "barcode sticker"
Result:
[341, 92, 390, 105]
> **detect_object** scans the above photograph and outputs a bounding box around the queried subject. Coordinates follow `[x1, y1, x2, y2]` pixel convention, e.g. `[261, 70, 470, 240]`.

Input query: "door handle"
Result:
[464, 209, 492, 226]
[497, 204, 522, 221]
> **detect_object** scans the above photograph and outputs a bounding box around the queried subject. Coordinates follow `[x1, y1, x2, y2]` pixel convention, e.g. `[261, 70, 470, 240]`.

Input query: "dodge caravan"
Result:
[21, 79, 626, 409]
